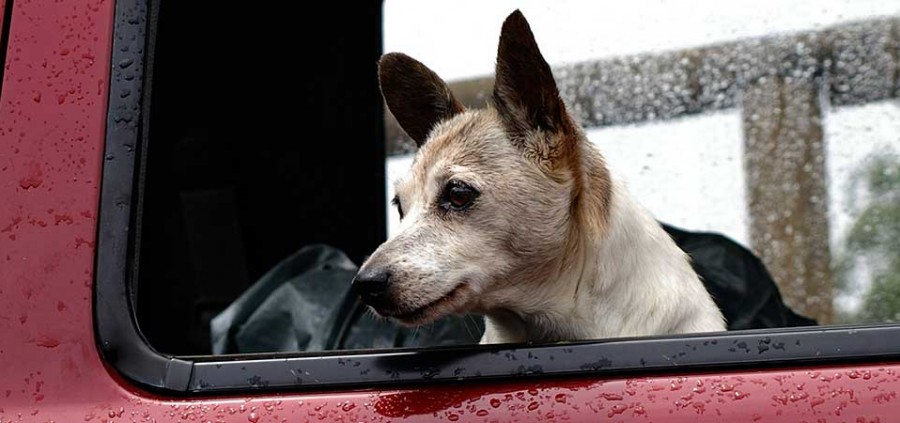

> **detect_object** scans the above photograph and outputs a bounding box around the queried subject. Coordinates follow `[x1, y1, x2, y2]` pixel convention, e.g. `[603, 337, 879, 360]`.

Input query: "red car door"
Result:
[2, 1, 900, 422]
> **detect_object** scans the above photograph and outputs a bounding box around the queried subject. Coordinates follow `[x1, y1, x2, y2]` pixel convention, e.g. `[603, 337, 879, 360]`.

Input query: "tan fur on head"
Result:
[355, 9, 725, 342]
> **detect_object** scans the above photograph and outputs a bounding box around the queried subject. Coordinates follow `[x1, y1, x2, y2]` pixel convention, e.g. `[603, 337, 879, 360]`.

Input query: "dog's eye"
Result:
[442, 181, 478, 211]
[391, 195, 405, 220]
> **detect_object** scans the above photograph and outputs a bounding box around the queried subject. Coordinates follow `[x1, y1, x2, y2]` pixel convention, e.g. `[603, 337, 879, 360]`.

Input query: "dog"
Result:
[352, 10, 726, 345]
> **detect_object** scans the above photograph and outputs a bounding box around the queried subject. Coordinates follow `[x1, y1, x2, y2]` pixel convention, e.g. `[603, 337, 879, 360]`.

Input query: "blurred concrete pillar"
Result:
[741, 75, 833, 324]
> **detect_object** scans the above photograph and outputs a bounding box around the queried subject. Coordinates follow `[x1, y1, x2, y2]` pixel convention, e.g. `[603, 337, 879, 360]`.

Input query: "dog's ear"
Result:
[493, 10, 576, 151]
[379, 53, 465, 147]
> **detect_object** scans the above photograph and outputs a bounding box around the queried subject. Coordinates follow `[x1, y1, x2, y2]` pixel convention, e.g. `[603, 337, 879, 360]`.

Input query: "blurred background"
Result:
[383, 0, 900, 326]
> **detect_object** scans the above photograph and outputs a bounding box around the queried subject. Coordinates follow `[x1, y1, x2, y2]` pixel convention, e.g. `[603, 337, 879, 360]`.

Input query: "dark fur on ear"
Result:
[379, 53, 465, 147]
[493, 10, 574, 146]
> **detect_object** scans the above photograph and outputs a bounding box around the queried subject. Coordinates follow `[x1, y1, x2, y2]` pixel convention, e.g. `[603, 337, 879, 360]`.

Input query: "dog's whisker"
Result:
[411, 324, 420, 344]
[464, 315, 480, 343]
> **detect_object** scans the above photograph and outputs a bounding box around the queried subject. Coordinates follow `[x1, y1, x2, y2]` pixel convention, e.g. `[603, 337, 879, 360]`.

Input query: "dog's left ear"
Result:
[493, 10, 577, 158]
[379, 53, 465, 147]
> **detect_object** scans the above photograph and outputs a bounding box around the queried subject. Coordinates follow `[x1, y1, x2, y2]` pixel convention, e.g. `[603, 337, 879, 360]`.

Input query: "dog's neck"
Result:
[480, 146, 723, 344]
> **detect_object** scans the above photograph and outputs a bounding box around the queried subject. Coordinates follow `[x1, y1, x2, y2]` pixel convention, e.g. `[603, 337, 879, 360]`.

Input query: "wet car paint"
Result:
[2, 0, 900, 422]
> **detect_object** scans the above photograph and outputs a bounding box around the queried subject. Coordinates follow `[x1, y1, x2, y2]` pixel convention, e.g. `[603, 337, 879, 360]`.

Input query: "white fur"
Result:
[479, 174, 725, 344]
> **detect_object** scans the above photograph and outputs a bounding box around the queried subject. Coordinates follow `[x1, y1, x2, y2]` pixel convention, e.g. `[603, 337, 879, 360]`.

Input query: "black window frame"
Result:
[0, 0, 15, 97]
[95, 0, 900, 394]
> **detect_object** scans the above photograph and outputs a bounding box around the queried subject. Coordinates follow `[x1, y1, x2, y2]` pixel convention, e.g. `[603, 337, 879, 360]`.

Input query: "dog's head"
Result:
[353, 10, 610, 325]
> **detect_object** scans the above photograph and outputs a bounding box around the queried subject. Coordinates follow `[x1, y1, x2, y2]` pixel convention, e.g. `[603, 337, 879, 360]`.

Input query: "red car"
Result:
[2, 1, 900, 422]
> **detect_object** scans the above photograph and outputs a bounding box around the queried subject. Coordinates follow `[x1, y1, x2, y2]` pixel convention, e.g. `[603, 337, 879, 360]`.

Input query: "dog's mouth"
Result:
[376, 283, 472, 326]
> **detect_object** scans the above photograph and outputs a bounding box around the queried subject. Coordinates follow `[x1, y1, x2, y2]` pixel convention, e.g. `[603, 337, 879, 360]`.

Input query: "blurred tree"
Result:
[836, 150, 900, 322]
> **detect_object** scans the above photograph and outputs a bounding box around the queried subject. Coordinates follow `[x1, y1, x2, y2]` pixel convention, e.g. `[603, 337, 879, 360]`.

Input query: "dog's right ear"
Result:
[379, 53, 465, 147]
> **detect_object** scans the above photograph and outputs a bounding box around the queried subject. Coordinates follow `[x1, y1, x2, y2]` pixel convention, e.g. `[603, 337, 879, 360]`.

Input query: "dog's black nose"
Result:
[352, 268, 392, 308]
